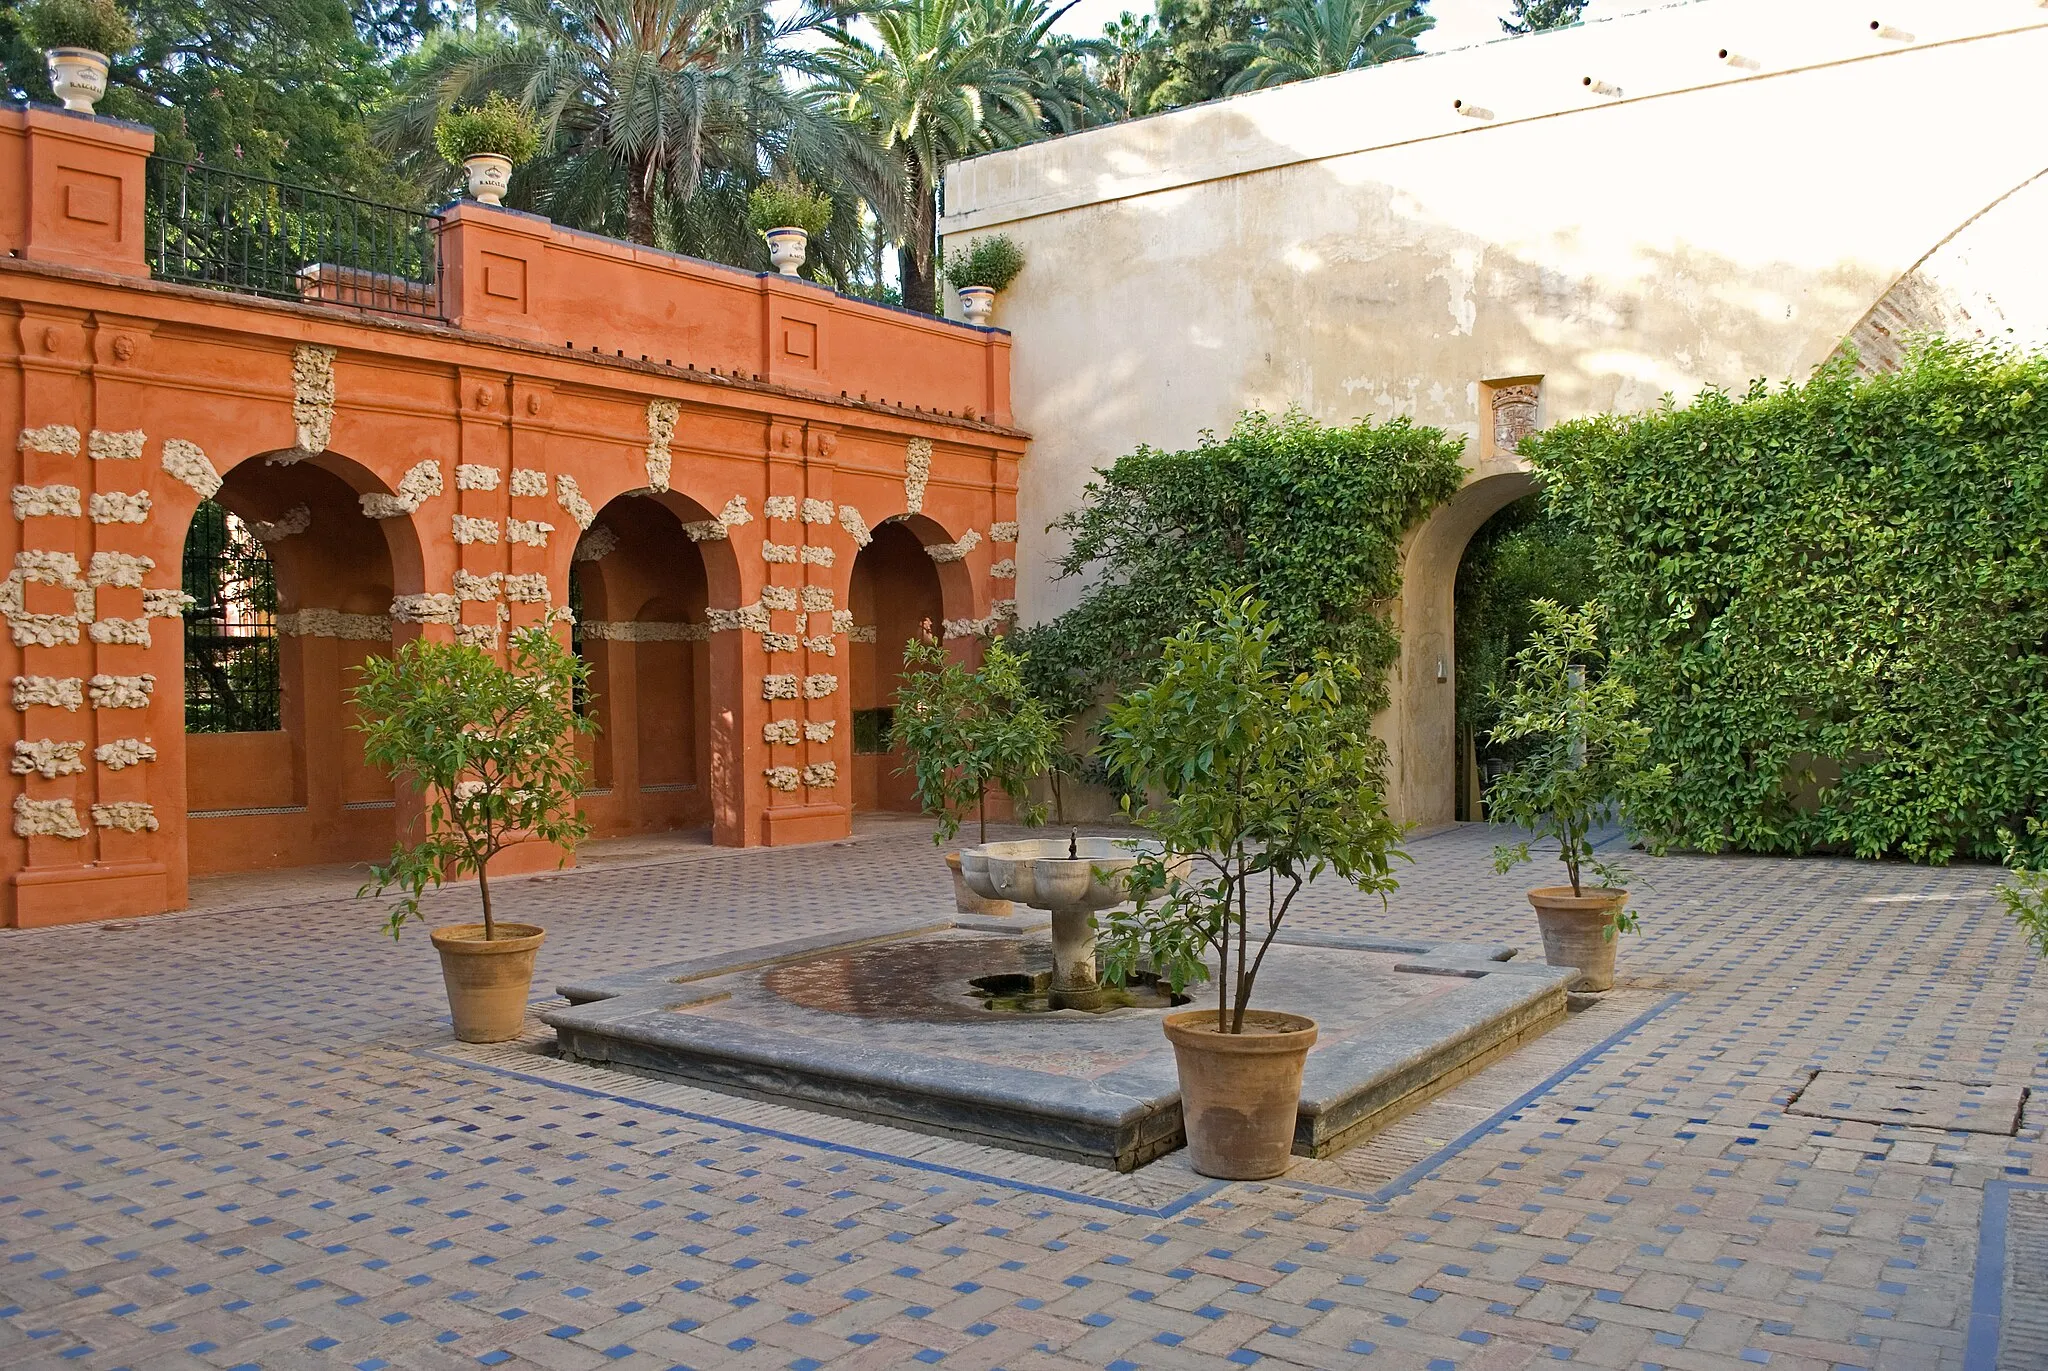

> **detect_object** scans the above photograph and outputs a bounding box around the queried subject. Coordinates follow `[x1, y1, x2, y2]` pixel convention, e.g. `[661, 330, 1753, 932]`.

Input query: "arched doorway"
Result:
[570, 493, 714, 838]
[182, 454, 414, 874]
[847, 519, 947, 812]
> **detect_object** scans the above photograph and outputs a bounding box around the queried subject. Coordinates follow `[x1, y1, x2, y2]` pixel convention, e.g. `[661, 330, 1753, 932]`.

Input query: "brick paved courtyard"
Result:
[2, 818, 2039, 1371]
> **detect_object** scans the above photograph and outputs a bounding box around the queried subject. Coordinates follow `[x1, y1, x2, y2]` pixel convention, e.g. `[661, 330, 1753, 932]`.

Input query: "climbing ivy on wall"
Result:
[1034, 408, 1467, 720]
[1527, 338, 2048, 864]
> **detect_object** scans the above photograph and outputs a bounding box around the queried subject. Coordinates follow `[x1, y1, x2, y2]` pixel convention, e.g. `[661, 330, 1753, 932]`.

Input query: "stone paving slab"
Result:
[1, 818, 2042, 1371]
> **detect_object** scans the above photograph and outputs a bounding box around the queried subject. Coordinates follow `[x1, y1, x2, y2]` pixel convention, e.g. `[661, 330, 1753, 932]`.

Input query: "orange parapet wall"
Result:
[0, 104, 1026, 928]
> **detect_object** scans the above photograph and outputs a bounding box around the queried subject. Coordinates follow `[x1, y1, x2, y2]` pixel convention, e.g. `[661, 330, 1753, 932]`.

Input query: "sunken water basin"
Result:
[544, 918, 1574, 1172]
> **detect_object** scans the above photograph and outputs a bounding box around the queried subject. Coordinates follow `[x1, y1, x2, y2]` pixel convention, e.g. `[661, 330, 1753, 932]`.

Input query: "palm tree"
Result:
[1222, 0, 1431, 94]
[1097, 10, 1165, 108]
[380, 0, 868, 256]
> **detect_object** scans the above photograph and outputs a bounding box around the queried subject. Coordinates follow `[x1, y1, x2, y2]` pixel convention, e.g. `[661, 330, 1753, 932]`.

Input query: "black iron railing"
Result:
[145, 158, 442, 319]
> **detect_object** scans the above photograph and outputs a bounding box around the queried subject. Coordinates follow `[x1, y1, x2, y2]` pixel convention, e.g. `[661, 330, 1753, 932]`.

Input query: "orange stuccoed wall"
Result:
[0, 105, 1026, 928]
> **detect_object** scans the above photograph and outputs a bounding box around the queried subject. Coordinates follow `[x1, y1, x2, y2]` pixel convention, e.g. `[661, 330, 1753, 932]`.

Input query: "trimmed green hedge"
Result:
[1528, 339, 2048, 864]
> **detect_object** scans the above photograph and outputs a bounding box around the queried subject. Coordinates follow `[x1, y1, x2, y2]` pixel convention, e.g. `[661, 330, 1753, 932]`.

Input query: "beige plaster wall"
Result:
[941, 0, 2048, 826]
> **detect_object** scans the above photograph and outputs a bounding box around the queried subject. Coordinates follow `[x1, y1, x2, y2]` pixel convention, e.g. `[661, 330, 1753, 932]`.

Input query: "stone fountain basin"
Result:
[959, 837, 1160, 909]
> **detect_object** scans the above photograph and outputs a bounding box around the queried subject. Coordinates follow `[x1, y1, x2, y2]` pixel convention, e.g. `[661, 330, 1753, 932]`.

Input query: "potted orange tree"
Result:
[355, 625, 594, 1043]
[894, 630, 1062, 915]
[1100, 589, 1406, 1180]
[1487, 600, 1661, 992]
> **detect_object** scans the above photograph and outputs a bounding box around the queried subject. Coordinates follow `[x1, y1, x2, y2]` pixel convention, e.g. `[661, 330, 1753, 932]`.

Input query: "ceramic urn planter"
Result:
[765, 228, 808, 276]
[957, 284, 996, 325]
[463, 153, 513, 206]
[46, 48, 109, 114]
[1163, 1008, 1317, 1179]
[430, 922, 545, 1042]
[1526, 886, 1628, 992]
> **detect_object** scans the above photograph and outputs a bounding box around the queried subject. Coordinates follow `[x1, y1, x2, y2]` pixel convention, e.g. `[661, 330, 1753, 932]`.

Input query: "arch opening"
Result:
[572, 494, 715, 839]
[848, 520, 947, 813]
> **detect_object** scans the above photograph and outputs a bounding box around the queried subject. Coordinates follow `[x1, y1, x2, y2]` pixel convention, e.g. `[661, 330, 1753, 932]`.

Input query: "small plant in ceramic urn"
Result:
[433, 93, 541, 207]
[1099, 589, 1407, 1180]
[1486, 600, 1665, 993]
[893, 629, 1062, 915]
[20, 0, 136, 114]
[355, 626, 595, 1043]
[747, 180, 833, 278]
[943, 234, 1025, 326]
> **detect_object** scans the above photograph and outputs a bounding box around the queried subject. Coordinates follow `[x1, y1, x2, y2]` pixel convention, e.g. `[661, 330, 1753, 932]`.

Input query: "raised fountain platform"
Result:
[545, 919, 1574, 1171]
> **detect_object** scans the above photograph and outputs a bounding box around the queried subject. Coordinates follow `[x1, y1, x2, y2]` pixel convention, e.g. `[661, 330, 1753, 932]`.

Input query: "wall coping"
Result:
[0, 255, 1030, 442]
[941, 0, 2048, 232]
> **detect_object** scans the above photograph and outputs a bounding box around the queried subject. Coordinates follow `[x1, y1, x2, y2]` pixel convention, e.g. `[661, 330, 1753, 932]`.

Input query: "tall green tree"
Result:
[380, 0, 875, 267]
[1500, 0, 1586, 35]
[1221, 0, 1429, 92]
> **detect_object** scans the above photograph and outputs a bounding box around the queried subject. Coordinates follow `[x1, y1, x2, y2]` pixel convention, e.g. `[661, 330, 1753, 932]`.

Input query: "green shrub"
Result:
[354, 627, 594, 941]
[1528, 338, 2048, 864]
[433, 93, 541, 167]
[747, 181, 832, 238]
[2000, 820, 2048, 957]
[1047, 408, 1466, 723]
[892, 632, 1062, 845]
[943, 235, 1025, 292]
[20, 0, 135, 53]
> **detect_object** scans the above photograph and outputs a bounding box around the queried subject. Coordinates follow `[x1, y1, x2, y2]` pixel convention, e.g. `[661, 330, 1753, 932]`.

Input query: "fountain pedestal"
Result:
[958, 837, 1155, 1009]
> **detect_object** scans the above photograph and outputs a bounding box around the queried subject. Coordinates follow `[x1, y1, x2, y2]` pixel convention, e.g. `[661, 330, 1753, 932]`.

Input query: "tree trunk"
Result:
[478, 862, 496, 941]
[626, 170, 657, 248]
[899, 167, 937, 315]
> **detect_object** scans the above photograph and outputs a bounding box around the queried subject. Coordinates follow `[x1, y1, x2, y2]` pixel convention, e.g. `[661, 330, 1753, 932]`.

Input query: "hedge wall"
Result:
[1527, 339, 2048, 864]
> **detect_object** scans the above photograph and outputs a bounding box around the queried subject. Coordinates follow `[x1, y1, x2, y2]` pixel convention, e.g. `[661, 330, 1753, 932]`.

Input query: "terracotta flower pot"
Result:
[1163, 1008, 1317, 1179]
[946, 851, 1012, 916]
[1526, 886, 1628, 992]
[430, 922, 545, 1042]
[463, 153, 512, 206]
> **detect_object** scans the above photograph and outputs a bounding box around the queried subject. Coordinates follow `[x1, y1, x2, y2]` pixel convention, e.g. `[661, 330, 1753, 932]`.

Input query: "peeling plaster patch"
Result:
[15, 794, 85, 839]
[391, 593, 461, 625]
[803, 719, 834, 743]
[800, 586, 834, 613]
[990, 558, 1017, 580]
[718, 496, 752, 528]
[904, 438, 933, 514]
[763, 718, 800, 745]
[89, 674, 154, 709]
[761, 586, 799, 613]
[20, 424, 81, 455]
[13, 485, 81, 520]
[847, 625, 877, 644]
[801, 761, 837, 788]
[247, 505, 310, 543]
[761, 631, 800, 654]
[573, 524, 619, 561]
[161, 439, 222, 498]
[764, 765, 801, 792]
[943, 616, 997, 640]
[580, 620, 707, 642]
[762, 674, 800, 701]
[555, 476, 595, 530]
[454, 571, 503, 602]
[801, 635, 835, 656]
[142, 589, 195, 619]
[682, 521, 727, 541]
[927, 529, 981, 563]
[838, 505, 872, 547]
[12, 738, 84, 778]
[802, 673, 837, 699]
[454, 623, 502, 649]
[801, 499, 834, 525]
[764, 495, 799, 521]
[14, 676, 83, 711]
[504, 573, 550, 604]
[989, 521, 1019, 543]
[1429, 249, 1480, 336]
[645, 400, 680, 491]
[89, 617, 151, 646]
[94, 737, 155, 770]
[761, 542, 799, 564]
[277, 609, 390, 640]
[799, 545, 834, 567]
[89, 492, 151, 524]
[506, 518, 552, 547]
[457, 464, 501, 491]
[509, 468, 548, 498]
[292, 346, 337, 454]
[452, 515, 499, 545]
[92, 800, 158, 833]
[87, 429, 143, 461]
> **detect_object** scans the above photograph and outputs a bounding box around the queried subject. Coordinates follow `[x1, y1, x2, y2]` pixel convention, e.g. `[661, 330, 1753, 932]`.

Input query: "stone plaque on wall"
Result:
[1491, 382, 1541, 455]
